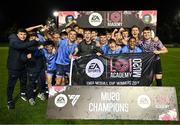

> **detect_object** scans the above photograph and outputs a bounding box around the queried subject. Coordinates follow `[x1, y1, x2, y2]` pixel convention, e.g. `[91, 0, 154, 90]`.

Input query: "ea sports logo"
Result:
[88, 12, 103, 26]
[85, 59, 104, 78]
[54, 94, 68, 108]
[137, 95, 151, 109]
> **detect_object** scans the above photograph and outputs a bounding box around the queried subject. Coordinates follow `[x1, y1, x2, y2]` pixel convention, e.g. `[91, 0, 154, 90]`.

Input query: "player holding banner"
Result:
[55, 30, 78, 85]
[137, 27, 168, 86]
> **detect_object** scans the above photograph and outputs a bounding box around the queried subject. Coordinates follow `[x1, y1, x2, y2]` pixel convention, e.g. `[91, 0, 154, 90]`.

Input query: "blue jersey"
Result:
[42, 49, 57, 71]
[106, 47, 122, 55]
[37, 33, 46, 43]
[56, 39, 77, 65]
[121, 45, 142, 53]
[100, 44, 109, 54]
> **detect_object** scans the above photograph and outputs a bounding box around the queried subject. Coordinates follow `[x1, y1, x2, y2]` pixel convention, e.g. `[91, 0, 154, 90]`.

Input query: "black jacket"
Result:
[77, 40, 103, 56]
[20, 46, 45, 73]
[7, 34, 38, 70]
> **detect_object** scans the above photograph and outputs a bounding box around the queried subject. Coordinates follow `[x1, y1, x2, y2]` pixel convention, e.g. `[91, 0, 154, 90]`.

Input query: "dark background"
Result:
[0, 0, 180, 43]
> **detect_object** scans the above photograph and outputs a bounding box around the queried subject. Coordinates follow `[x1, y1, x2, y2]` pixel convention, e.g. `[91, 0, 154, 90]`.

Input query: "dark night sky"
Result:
[0, 0, 180, 41]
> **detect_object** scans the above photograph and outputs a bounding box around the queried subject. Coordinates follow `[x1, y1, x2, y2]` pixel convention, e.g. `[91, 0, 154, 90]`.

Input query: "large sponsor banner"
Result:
[71, 53, 155, 86]
[57, 10, 157, 31]
[47, 86, 179, 121]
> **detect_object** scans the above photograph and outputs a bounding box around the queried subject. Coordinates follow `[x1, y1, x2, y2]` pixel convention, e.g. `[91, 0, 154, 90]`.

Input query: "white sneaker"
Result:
[37, 93, 46, 101]
[20, 93, 27, 102]
[29, 98, 36, 106]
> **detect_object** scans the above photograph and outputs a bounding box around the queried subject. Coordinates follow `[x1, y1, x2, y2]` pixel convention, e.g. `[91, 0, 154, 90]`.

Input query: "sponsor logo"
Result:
[154, 95, 170, 109]
[88, 12, 103, 26]
[112, 59, 129, 72]
[107, 11, 122, 27]
[54, 94, 80, 107]
[110, 12, 122, 22]
[54, 94, 68, 108]
[86, 58, 104, 78]
[137, 95, 151, 109]
[68, 95, 80, 106]
[142, 14, 152, 24]
[66, 15, 74, 23]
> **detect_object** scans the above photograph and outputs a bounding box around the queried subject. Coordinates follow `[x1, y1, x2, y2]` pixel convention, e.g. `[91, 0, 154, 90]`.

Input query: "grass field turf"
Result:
[0, 46, 180, 124]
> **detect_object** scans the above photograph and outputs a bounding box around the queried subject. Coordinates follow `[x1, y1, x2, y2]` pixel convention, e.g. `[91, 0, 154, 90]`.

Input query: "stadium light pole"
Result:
[53, 11, 59, 29]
